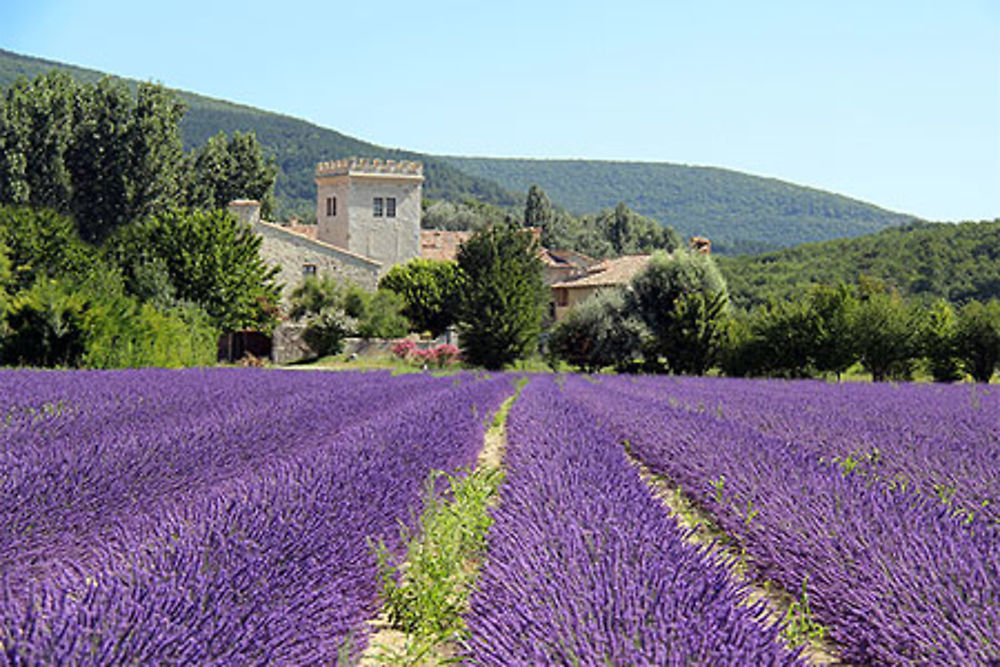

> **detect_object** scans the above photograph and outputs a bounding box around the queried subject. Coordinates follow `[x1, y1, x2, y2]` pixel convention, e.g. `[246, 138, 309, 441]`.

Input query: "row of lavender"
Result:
[616, 375, 1000, 522]
[1, 369, 513, 664]
[2, 369, 454, 588]
[463, 377, 803, 665]
[562, 375, 1000, 665]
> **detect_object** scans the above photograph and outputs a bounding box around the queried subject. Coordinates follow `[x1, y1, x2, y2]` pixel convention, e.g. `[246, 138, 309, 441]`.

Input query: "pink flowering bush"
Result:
[432, 344, 461, 367]
[393, 341, 461, 368]
[391, 339, 417, 360]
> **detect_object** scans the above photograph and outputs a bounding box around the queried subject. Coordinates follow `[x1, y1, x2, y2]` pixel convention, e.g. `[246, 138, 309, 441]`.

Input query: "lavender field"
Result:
[1, 369, 998, 665]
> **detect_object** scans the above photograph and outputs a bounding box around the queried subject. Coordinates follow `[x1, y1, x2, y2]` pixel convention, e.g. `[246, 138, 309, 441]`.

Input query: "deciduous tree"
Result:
[109, 208, 280, 332]
[547, 288, 645, 373]
[955, 299, 1000, 383]
[627, 250, 728, 375]
[379, 258, 460, 337]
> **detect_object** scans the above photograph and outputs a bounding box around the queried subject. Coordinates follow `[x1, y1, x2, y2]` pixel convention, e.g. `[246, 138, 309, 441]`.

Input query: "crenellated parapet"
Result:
[316, 158, 423, 178]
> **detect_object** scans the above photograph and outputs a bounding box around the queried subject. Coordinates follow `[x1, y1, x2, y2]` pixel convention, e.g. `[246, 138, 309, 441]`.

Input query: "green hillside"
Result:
[3, 48, 921, 249]
[717, 219, 1000, 309]
[0, 49, 519, 219]
[441, 157, 918, 252]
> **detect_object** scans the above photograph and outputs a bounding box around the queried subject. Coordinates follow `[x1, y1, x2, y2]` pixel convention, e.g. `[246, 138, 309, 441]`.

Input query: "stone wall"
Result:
[345, 176, 421, 266]
[254, 221, 383, 301]
[271, 322, 313, 365]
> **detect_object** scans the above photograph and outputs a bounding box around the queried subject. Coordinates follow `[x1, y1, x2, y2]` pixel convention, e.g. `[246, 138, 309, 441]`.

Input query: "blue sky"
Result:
[2, 0, 998, 221]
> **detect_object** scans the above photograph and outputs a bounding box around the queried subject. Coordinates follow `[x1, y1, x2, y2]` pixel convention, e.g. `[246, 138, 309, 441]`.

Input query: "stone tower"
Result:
[315, 158, 423, 267]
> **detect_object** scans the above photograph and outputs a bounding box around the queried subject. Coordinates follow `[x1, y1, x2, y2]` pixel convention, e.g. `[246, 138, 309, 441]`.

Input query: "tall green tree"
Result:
[126, 83, 186, 222]
[807, 283, 858, 379]
[0, 73, 191, 243]
[108, 208, 280, 332]
[851, 288, 920, 382]
[955, 299, 1000, 383]
[186, 131, 276, 215]
[627, 250, 729, 375]
[379, 258, 460, 337]
[921, 298, 963, 382]
[66, 78, 186, 242]
[524, 184, 553, 229]
[0, 72, 75, 212]
[456, 223, 544, 369]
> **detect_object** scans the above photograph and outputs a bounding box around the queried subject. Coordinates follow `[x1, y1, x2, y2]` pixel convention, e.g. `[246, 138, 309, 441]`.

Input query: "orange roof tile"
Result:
[551, 254, 653, 289]
[420, 230, 472, 262]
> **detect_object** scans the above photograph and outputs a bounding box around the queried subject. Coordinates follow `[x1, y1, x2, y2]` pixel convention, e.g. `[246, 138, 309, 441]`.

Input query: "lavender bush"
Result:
[564, 375, 1000, 665]
[0, 368, 513, 664]
[464, 377, 802, 666]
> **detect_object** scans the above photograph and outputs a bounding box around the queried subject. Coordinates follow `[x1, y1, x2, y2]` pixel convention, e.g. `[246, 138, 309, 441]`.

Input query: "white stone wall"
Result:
[254, 221, 382, 302]
[315, 177, 350, 249]
[345, 176, 421, 266]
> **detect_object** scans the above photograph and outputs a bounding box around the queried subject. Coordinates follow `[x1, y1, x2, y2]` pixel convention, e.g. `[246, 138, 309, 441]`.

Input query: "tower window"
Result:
[373, 197, 384, 217]
[386, 197, 396, 217]
[326, 196, 336, 217]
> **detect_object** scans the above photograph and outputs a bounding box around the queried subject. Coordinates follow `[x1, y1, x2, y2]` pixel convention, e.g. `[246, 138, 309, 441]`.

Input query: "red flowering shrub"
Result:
[432, 344, 461, 367]
[392, 339, 417, 360]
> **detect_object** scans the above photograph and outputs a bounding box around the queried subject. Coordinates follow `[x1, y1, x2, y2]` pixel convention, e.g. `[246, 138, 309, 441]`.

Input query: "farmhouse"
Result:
[550, 255, 653, 321]
[230, 158, 427, 299]
[232, 157, 668, 340]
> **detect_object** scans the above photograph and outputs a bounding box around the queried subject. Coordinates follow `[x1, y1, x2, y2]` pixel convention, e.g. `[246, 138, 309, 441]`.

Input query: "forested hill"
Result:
[3, 48, 921, 250]
[0, 49, 519, 218]
[717, 219, 1000, 309]
[440, 157, 918, 252]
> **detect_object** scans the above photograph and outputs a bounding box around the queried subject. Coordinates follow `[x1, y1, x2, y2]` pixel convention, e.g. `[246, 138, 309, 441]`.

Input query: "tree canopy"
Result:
[456, 223, 544, 369]
[627, 250, 729, 375]
[378, 258, 460, 337]
[0, 71, 276, 243]
[108, 208, 281, 332]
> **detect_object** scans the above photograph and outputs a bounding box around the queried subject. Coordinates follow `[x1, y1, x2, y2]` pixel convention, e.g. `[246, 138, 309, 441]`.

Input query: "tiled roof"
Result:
[420, 230, 472, 262]
[542, 248, 596, 268]
[551, 254, 653, 289]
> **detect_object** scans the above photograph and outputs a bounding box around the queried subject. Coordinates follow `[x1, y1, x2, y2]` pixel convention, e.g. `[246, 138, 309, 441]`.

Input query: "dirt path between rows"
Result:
[629, 456, 846, 666]
[356, 387, 517, 666]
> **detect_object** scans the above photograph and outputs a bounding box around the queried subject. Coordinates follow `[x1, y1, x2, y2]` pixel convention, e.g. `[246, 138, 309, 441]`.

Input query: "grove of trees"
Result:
[0, 72, 281, 369]
[421, 184, 681, 261]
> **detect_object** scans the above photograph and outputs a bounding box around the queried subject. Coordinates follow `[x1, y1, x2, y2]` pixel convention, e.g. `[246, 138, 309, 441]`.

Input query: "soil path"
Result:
[629, 456, 846, 666]
[357, 385, 518, 666]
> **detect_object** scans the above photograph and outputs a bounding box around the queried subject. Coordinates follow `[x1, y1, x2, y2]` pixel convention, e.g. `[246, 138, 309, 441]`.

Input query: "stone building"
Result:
[229, 158, 425, 301]
[315, 158, 423, 266]
[550, 254, 654, 321]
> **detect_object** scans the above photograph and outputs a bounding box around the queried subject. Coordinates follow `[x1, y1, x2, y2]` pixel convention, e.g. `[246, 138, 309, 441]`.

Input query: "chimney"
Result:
[228, 200, 262, 226]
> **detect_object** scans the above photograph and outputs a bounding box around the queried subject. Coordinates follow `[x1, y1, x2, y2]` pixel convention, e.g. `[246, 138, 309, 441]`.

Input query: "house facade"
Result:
[315, 158, 423, 267]
[229, 158, 425, 302]
[550, 254, 653, 321]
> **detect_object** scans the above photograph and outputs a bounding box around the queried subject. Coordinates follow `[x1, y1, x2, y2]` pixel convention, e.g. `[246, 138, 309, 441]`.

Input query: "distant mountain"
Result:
[717, 219, 1000, 309]
[0, 49, 520, 218]
[440, 157, 919, 252]
[2, 48, 920, 251]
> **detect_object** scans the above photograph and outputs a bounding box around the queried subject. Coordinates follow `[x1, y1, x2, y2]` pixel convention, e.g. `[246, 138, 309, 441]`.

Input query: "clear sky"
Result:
[2, 0, 998, 221]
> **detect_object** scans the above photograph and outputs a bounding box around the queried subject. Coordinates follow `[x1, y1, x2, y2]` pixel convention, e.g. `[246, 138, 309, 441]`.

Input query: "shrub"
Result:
[547, 289, 645, 373]
[392, 338, 417, 360]
[379, 259, 461, 337]
[1, 272, 216, 368]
